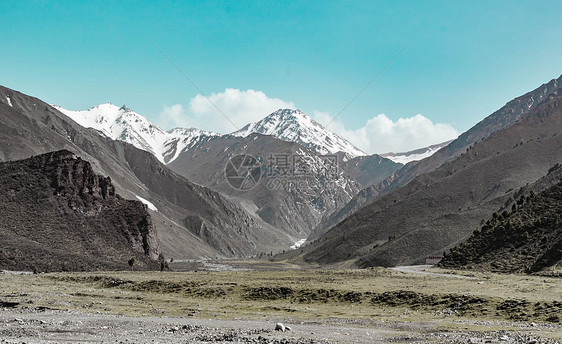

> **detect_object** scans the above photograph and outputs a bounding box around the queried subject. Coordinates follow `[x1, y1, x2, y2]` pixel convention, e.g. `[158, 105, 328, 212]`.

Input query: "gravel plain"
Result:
[1, 306, 561, 344]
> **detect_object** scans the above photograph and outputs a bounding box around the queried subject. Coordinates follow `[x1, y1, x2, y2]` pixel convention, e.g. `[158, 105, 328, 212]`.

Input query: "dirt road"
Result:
[391, 265, 475, 279]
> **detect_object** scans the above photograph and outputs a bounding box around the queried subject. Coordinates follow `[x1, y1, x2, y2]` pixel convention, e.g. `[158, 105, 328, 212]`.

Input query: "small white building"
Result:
[425, 256, 443, 265]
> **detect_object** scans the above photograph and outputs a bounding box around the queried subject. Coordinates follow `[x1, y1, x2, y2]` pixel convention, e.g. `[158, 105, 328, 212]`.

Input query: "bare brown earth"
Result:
[0, 264, 561, 343]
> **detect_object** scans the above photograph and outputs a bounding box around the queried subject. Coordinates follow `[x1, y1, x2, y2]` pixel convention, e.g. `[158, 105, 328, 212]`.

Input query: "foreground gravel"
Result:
[0, 307, 561, 344]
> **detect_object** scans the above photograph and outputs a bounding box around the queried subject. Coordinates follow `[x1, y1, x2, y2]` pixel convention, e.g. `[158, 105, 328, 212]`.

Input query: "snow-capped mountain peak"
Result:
[52, 104, 217, 164]
[231, 108, 366, 158]
[53, 105, 365, 164]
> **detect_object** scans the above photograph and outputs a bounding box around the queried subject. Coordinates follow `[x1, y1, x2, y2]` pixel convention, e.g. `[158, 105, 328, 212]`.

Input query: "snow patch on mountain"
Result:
[290, 239, 306, 249]
[231, 109, 366, 158]
[135, 195, 158, 212]
[52, 103, 217, 164]
[6, 95, 12, 107]
[382, 140, 452, 164]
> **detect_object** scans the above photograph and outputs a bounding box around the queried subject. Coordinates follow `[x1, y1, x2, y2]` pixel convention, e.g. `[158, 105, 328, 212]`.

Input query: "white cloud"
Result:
[157, 104, 191, 129]
[156, 87, 459, 154]
[157, 88, 294, 133]
[313, 111, 459, 154]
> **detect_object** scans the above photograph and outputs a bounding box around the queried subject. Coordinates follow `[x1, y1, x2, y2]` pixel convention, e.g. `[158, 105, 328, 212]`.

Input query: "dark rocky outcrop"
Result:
[0, 150, 161, 271]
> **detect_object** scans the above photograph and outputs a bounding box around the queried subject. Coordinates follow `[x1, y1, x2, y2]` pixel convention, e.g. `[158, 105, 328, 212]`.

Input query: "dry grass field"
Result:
[0, 264, 561, 343]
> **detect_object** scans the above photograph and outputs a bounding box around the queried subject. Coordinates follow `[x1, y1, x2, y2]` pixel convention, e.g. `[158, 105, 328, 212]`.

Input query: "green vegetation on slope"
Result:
[441, 172, 562, 274]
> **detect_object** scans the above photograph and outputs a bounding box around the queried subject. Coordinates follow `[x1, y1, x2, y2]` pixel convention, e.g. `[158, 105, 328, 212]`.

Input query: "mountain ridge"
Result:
[312, 74, 562, 237]
[168, 133, 363, 241]
[50, 103, 454, 173]
[52, 103, 218, 164]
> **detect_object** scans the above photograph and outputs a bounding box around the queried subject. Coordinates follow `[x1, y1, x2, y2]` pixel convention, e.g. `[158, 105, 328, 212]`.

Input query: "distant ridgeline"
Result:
[0, 150, 162, 272]
[440, 164, 562, 274]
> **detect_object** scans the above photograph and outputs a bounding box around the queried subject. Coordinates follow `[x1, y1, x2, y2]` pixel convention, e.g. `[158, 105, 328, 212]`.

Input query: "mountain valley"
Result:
[50, 101, 404, 246]
[4, 4, 562, 343]
[2, 75, 562, 275]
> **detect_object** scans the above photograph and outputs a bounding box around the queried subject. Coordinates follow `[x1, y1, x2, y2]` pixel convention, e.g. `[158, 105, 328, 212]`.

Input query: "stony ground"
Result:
[0, 265, 561, 343]
[0, 307, 561, 343]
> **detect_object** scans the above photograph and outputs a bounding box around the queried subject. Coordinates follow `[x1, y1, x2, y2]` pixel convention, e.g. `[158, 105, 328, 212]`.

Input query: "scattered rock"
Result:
[275, 322, 285, 331]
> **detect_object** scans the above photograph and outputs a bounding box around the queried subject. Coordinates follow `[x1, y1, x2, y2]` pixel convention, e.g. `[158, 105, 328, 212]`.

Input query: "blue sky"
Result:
[2, 1, 562, 153]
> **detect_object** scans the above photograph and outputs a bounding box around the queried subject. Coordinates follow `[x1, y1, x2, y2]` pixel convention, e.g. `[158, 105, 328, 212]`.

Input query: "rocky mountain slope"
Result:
[291, 90, 562, 267]
[314, 75, 562, 238]
[440, 165, 562, 274]
[0, 150, 161, 271]
[53, 102, 401, 241]
[231, 108, 366, 158]
[0, 85, 292, 260]
[168, 133, 362, 241]
[338, 154, 403, 188]
[52, 103, 217, 164]
[306, 153, 403, 241]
